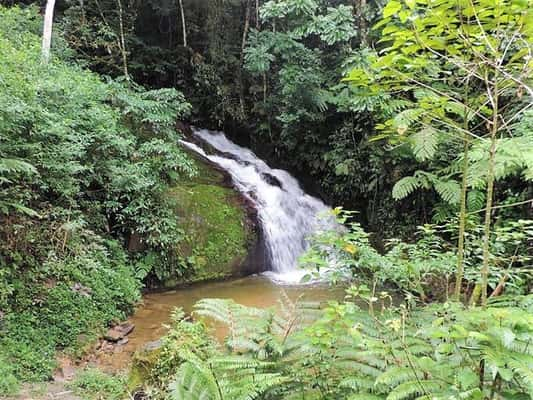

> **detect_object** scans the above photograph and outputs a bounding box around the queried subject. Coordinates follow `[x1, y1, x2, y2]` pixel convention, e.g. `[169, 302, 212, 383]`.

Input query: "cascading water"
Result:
[180, 128, 334, 284]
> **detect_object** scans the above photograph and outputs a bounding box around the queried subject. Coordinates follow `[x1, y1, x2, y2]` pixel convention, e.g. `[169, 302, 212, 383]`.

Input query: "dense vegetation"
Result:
[30, 0, 531, 237]
[0, 5, 192, 389]
[0, 0, 531, 398]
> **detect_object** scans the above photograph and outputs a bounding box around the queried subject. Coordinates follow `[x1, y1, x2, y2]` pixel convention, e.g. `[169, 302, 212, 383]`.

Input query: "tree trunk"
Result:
[79, 0, 86, 24]
[239, 0, 251, 114]
[454, 135, 470, 300]
[353, 0, 367, 47]
[480, 82, 499, 306]
[116, 0, 129, 79]
[255, 0, 260, 29]
[454, 81, 471, 301]
[41, 0, 56, 64]
[178, 0, 187, 47]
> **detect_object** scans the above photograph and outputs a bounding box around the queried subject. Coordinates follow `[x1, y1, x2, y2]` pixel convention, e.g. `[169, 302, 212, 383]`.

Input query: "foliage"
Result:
[0, 5, 193, 382]
[68, 368, 128, 400]
[0, 6, 193, 250]
[297, 292, 533, 399]
[0, 355, 20, 396]
[345, 0, 533, 226]
[0, 234, 141, 381]
[132, 308, 216, 398]
[300, 210, 455, 300]
[301, 209, 531, 300]
[159, 293, 533, 400]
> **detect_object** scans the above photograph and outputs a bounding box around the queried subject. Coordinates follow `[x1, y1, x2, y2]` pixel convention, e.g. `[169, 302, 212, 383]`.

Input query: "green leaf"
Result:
[410, 127, 438, 161]
[434, 179, 461, 205]
[383, 0, 402, 18]
[392, 176, 421, 199]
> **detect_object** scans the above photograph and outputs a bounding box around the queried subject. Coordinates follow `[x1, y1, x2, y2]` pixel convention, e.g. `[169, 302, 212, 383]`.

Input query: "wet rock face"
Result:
[260, 172, 283, 189]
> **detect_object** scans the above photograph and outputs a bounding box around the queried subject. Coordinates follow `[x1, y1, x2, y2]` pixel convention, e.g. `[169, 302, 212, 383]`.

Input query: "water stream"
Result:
[180, 128, 335, 283]
[95, 276, 344, 371]
[95, 129, 340, 371]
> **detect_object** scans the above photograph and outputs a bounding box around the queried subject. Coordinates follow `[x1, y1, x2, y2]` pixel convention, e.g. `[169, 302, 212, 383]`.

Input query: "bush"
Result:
[0, 239, 140, 381]
[0, 5, 194, 383]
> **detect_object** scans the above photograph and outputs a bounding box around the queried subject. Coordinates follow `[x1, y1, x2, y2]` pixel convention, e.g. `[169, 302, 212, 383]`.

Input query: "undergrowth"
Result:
[67, 368, 128, 400]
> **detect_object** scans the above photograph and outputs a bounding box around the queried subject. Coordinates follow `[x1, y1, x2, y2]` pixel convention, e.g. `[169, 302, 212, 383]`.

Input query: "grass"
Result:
[68, 368, 128, 400]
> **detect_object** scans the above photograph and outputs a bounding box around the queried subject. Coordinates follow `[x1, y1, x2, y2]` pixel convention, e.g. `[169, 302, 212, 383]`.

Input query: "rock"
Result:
[53, 357, 76, 382]
[260, 172, 283, 189]
[70, 282, 92, 297]
[104, 322, 135, 342]
[117, 337, 129, 345]
[128, 340, 163, 391]
[143, 339, 162, 351]
[101, 341, 115, 353]
[133, 391, 148, 400]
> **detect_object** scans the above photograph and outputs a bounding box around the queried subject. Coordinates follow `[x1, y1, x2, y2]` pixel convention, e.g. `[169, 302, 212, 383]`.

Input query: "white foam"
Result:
[180, 129, 336, 284]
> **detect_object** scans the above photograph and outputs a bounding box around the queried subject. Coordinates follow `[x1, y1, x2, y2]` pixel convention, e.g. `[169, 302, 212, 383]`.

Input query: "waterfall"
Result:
[180, 128, 334, 284]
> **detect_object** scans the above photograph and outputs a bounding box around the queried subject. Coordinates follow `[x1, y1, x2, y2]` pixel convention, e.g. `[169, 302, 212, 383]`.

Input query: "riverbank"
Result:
[1, 275, 345, 400]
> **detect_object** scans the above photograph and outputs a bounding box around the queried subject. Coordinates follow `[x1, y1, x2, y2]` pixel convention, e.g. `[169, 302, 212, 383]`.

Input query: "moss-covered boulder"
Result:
[162, 155, 256, 287]
[127, 340, 162, 392]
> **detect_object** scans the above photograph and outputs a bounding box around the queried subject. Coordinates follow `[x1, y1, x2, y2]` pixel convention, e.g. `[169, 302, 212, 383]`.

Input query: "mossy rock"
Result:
[127, 340, 162, 392]
[164, 156, 256, 286]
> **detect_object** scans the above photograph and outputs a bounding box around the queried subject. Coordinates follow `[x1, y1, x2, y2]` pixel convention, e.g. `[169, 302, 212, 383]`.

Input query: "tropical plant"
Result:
[345, 0, 533, 303]
[161, 292, 533, 400]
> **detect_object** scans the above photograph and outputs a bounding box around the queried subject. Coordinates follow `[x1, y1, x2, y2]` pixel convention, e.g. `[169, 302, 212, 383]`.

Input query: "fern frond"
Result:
[170, 359, 221, 400]
[348, 394, 386, 400]
[337, 360, 383, 377]
[434, 179, 460, 205]
[392, 176, 421, 200]
[337, 349, 389, 369]
[375, 367, 418, 389]
[386, 380, 442, 400]
[0, 157, 37, 175]
[410, 128, 438, 161]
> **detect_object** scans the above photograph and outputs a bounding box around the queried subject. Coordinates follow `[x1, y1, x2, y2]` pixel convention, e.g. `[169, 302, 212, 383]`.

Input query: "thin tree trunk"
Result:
[239, 0, 251, 114]
[178, 0, 187, 47]
[255, 0, 260, 29]
[353, 0, 367, 47]
[454, 79, 471, 301]
[116, 0, 129, 79]
[41, 0, 57, 64]
[79, 0, 86, 24]
[480, 81, 499, 306]
[454, 135, 470, 300]
[359, 0, 367, 46]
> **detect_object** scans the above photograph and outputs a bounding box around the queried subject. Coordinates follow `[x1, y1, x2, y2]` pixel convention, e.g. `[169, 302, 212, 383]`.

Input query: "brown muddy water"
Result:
[94, 275, 345, 372]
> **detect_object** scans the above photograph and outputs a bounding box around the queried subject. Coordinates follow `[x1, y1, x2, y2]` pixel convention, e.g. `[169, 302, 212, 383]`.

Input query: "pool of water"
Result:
[94, 275, 345, 371]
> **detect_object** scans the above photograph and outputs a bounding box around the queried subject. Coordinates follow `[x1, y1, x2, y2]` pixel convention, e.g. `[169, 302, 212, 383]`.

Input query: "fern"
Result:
[392, 108, 425, 133]
[170, 354, 287, 400]
[410, 128, 438, 161]
[386, 380, 442, 400]
[392, 176, 421, 200]
[433, 179, 460, 205]
[164, 293, 533, 400]
[0, 157, 37, 175]
[375, 367, 419, 389]
[348, 394, 386, 400]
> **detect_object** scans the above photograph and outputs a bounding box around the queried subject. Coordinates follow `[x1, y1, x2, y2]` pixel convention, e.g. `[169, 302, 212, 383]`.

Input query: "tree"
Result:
[41, 0, 56, 63]
[346, 0, 533, 304]
[177, 0, 187, 47]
